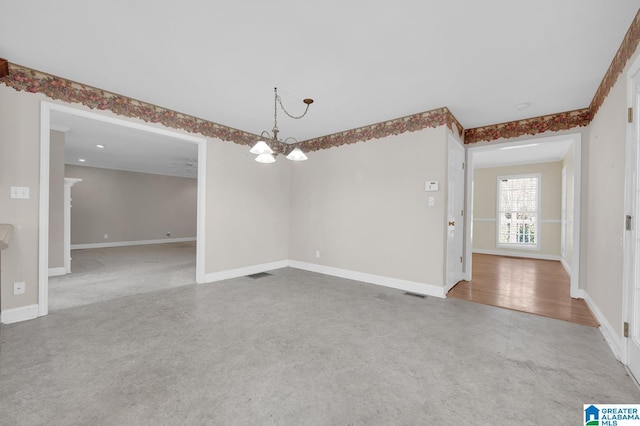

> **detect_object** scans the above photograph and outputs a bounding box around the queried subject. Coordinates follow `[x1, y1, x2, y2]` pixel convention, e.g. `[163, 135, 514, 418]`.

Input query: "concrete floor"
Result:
[1, 267, 638, 425]
[49, 242, 196, 311]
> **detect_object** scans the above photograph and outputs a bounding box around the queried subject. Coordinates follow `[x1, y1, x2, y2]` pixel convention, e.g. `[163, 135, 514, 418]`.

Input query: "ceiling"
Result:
[52, 111, 199, 178]
[3, 2, 639, 177]
[1, 1, 638, 143]
[472, 139, 573, 169]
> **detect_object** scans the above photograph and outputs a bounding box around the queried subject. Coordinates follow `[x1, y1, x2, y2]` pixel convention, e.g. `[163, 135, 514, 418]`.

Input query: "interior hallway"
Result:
[448, 253, 599, 327]
[1, 267, 636, 424]
[48, 241, 196, 311]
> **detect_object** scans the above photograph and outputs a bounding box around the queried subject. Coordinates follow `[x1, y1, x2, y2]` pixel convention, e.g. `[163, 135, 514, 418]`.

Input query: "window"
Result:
[497, 175, 539, 248]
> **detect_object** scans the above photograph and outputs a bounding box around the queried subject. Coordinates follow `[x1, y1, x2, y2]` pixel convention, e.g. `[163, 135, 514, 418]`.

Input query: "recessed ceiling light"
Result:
[78, 158, 86, 162]
[96, 144, 105, 149]
[514, 102, 531, 111]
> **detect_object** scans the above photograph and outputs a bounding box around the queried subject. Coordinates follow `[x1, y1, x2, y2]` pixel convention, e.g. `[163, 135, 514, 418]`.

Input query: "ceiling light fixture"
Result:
[499, 143, 539, 150]
[96, 144, 105, 149]
[78, 158, 86, 162]
[514, 102, 531, 111]
[250, 87, 313, 163]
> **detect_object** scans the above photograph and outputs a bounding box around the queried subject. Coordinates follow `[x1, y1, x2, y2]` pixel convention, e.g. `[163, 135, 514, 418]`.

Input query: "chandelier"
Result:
[249, 87, 314, 163]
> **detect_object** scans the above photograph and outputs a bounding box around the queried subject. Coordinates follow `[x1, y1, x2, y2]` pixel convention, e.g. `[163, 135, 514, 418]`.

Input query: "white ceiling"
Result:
[1, 0, 638, 144]
[52, 111, 198, 178]
[472, 139, 573, 169]
[3, 2, 638, 177]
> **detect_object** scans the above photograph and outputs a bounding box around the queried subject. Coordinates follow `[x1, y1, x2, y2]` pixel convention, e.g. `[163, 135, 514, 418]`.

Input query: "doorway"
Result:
[623, 54, 640, 380]
[39, 101, 207, 317]
[453, 133, 585, 323]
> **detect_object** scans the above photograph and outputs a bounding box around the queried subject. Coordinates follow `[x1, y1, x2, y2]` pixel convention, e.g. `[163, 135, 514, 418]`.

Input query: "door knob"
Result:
[448, 221, 455, 226]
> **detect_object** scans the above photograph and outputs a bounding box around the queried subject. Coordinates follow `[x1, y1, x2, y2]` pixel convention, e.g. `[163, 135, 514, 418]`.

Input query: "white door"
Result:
[627, 68, 640, 380]
[446, 135, 465, 291]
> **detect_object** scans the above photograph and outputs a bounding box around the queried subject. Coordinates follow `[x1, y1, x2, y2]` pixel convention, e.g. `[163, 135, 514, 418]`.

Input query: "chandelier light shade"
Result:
[250, 87, 313, 163]
[255, 153, 276, 163]
[249, 140, 273, 155]
[286, 147, 308, 161]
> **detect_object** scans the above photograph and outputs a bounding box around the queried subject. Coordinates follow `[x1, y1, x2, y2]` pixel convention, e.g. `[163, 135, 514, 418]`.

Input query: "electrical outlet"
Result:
[315, 250, 320, 258]
[13, 281, 25, 295]
[104, 233, 109, 239]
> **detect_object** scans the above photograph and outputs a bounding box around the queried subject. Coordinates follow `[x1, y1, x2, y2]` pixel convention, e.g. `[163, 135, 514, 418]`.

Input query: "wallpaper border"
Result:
[0, 9, 638, 148]
[464, 9, 639, 144]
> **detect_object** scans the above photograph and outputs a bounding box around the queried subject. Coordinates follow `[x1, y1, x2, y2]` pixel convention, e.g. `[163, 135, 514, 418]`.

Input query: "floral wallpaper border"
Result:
[0, 58, 8, 78]
[300, 108, 464, 152]
[0, 62, 262, 147]
[591, 9, 640, 117]
[463, 108, 592, 144]
[465, 9, 639, 144]
[0, 62, 462, 151]
[1, 9, 638, 149]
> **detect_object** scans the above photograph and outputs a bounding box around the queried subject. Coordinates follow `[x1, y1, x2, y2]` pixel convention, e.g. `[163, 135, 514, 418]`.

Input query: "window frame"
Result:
[495, 173, 541, 250]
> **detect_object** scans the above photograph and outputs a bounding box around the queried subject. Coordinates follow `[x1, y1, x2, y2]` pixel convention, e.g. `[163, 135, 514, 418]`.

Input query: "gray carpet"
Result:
[49, 242, 196, 311]
[1, 267, 638, 425]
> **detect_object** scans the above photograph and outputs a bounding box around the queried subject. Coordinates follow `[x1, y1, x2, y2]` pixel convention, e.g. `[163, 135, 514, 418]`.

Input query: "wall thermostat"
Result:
[425, 181, 439, 192]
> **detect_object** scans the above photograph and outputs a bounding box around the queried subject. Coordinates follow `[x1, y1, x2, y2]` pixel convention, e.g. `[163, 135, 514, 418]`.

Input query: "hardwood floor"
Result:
[448, 253, 599, 327]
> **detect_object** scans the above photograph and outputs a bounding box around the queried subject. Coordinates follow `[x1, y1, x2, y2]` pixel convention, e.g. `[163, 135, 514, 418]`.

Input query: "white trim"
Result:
[1, 304, 39, 324]
[195, 140, 207, 284]
[466, 133, 582, 298]
[48, 267, 66, 277]
[472, 248, 560, 261]
[39, 101, 207, 317]
[63, 177, 82, 273]
[474, 218, 560, 223]
[39, 103, 50, 317]
[570, 136, 582, 299]
[203, 260, 289, 283]
[289, 260, 446, 298]
[623, 54, 640, 372]
[581, 289, 623, 362]
[560, 257, 571, 275]
[71, 237, 197, 250]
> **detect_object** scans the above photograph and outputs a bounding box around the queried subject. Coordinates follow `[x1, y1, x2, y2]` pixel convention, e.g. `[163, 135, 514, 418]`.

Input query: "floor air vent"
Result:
[404, 292, 426, 299]
[247, 272, 273, 279]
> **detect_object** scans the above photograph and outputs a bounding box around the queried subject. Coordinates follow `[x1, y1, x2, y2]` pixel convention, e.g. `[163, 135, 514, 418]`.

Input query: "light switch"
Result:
[10, 186, 30, 199]
[428, 196, 435, 206]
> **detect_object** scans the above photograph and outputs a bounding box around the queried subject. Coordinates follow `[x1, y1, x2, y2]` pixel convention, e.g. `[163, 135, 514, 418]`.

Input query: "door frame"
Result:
[464, 133, 582, 298]
[38, 101, 207, 317]
[623, 54, 640, 366]
[445, 133, 465, 292]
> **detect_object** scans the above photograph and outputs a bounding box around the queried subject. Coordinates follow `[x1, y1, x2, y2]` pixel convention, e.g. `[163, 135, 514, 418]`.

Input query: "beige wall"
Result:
[290, 126, 448, 286]
[472, 162, 562, 257]
[583, 46, 640, 340]
[0, 84, 293, 312]
[0, 86, 44, 310]
[48, 130, 65, 268]
[66, 165, 197, 245]
[205, 138, 290, 273]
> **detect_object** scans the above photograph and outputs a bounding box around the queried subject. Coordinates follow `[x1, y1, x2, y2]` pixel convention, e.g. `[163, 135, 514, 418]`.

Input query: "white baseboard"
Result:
[48, 267, 66, 277]
[289, 260, 446, 298]
[581, 289, 623, 362]
[560, 257, 571, 275]
[472, 248, 560, 261]
[71, 237, 196, 250]
[1, 304, 39, 324]
[203, 260, 289, 283]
